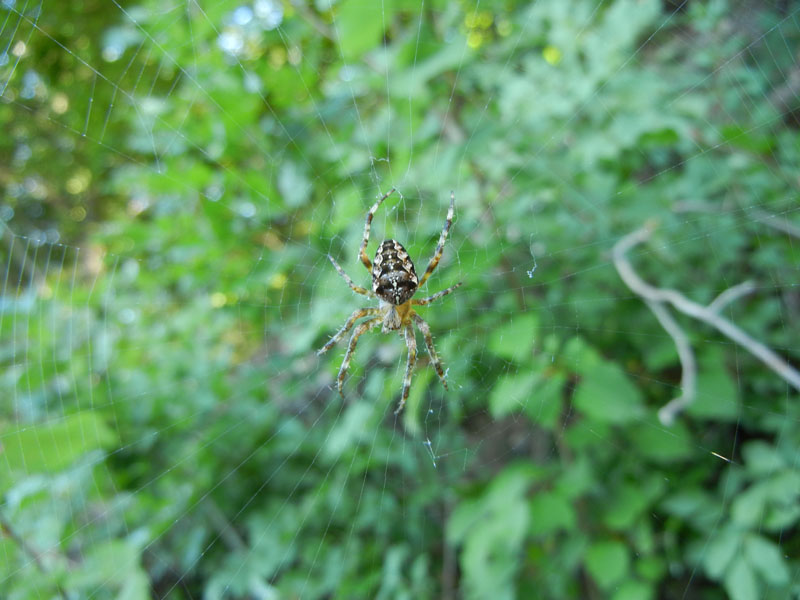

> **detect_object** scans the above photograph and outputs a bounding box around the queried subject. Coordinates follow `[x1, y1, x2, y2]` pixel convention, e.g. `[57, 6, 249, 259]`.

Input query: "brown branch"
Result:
[612, 222, 800, 424]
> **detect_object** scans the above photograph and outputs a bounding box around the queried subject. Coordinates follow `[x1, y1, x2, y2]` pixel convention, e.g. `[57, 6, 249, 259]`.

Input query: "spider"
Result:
[318, 188, 462, 414]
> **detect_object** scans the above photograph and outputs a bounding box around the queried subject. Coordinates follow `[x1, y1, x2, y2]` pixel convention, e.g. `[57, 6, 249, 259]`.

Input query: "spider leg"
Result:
[336, 316, 382, 397]
[412, 312, 448, 390]
[418, 191, 455, 287]
[318, 307, 380, 356]
[394, 323, 417, 415]
[359, 187, 397, 272]
[327, 255, 375, 297]
[411, 281, 463, 306]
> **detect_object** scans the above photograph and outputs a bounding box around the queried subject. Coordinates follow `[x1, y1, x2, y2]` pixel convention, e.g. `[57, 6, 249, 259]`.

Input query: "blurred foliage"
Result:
[2, 0, 800, 598]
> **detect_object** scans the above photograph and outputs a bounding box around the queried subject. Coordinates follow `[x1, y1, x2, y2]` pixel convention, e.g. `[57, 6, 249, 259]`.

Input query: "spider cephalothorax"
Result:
[318, 188, 462, 414]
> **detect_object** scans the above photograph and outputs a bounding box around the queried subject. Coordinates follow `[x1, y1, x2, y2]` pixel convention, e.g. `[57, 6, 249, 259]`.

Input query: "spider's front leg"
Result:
[327, 255, 374, 297]
[412, 282, 463, 306]
[337, 317, 382, 397]
[359, 188, 396, 272]
[394, 323, 417, 415]
[418, 191, 456, 287]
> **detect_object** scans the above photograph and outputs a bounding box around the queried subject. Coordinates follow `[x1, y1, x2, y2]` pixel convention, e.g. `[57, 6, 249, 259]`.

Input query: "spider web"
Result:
[1, 0, 799, 598]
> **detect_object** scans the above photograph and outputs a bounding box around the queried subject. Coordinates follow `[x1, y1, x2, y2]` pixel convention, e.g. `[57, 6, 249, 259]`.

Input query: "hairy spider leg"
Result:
[337, 317, 382, 397]
[412, 312, 448, 390]
[327, 255, 374, 297]
[412, 282, 463, 306]
[317, 307, 380, 356]
[418, 191, 455, 287]
[395, 323, 418, 415]
[359, 188, 397, 272]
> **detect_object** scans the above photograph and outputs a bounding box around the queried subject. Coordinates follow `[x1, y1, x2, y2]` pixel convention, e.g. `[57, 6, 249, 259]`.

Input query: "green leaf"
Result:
[585, 540, 630, 590]
[488, 314, 538, 362]
[523, 373, 565, 430]
[65, 540, 148, 598]
[703, 526, 741, 579]
[742, 441, 784, 475]
[324, 401, 374, 461]
[448, 465, 536, 600]
[661, 490, 714, 519]
[628, 418, 693, 463]
[723, 556, 758, 600]
[573, 361, 644, 423]
[603, 482, 657, 530]
[743, 534, 790, 586]
[0, 411, 115, 476]
[529, 491, 576, 536]
[636, 556, 666, 582]
[489, 372, 539, 418]
[277, 161, 312, 208]
[731, 485, 767, 528]
[612, 579, 654, 600]
[687, 349, 739, 421]
[335, 0, 390, 60]
[555, 456, 595, 500]
[448, 464, 535, 544]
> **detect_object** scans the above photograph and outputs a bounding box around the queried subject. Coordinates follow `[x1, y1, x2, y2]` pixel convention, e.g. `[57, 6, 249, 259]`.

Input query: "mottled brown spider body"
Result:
[318, 188, 462, 414]
[372, 240, 419, 306]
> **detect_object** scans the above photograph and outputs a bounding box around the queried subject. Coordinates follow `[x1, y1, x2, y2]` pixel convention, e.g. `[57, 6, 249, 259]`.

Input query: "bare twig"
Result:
[646, 300, 697, 426]
[612, 222, 800, 425]
[749, 208, 800, 240]
[709, 280, 756, 314]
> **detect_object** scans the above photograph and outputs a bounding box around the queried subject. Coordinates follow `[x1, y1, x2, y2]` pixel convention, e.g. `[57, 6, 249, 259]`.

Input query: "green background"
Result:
[1, 0, 799, 598]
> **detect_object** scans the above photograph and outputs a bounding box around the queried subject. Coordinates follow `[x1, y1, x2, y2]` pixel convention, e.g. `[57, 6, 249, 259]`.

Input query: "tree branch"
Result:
[612, 222, 800, 425]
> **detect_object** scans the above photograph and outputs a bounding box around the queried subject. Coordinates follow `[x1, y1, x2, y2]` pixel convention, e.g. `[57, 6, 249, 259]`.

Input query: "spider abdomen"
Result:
[372, 239, 419, 305]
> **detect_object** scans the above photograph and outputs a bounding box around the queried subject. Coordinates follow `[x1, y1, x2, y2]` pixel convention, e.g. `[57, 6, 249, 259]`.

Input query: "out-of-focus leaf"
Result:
[278, 161, 312, 208]
[324, 401, 375, 461]
[523, 373, 565, 430]
[742, 441, 785, 474]
[731, 485, 767, 528]
[603, 479, 664, 530]
[0, 411, 115, 476]
[743, 534, 790, 586]
[335, 0, 390, 60]
[612, 579, 654, 600]
[529, 491, 576, 536]
[584, 540, 630, 590]
[65, 540, 148, 599]
[687, 349, 739, 420]
[703, 526, 741, 579]
[723, 556, 758, 600]
[448, 465, 535, 600]
[488, 314, 538, 362]
[489, 371, 539, 418]
[573, 361, 644, 423]
[628, 418, 693, 463]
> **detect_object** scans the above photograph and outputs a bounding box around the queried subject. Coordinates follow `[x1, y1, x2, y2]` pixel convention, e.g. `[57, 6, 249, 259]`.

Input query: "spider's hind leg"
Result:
[318, 307, 379, 356]
[336, 317, 382, 397]
[412, 312, 448, 390]
[395, 323, 418, 415]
